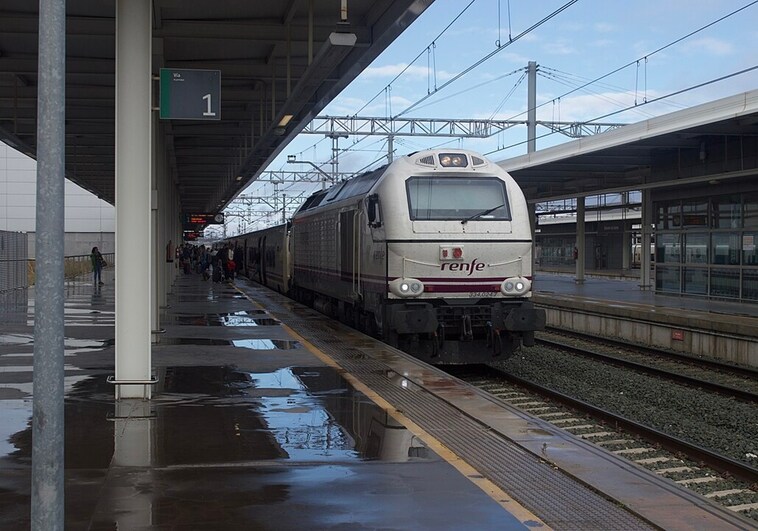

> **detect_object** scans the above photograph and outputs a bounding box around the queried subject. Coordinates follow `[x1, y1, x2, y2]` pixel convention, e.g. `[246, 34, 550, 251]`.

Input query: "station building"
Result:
[502, 90, 758, 303]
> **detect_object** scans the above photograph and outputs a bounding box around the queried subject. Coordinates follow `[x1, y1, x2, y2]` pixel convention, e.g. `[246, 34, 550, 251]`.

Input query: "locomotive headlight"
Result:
[389, 278, 424, 297]
[501, 277, 531, 296]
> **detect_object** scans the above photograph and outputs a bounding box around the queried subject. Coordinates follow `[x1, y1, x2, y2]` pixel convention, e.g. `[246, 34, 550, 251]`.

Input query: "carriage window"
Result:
[406, 176, 510, 221]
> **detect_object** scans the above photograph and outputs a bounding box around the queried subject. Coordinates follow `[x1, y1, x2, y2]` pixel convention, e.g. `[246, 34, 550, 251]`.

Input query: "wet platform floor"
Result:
[0, 272, 533, 530]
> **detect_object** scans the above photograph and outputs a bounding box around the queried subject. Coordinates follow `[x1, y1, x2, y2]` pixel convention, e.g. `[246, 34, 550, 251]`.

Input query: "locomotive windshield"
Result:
[406, 176, 511, 221]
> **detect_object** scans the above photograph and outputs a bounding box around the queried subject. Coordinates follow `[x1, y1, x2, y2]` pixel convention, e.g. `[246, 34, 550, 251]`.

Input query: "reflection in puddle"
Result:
[249, 367, 429, 462]
[156, 366, 431, 463]
[164, 311, 279, 327]
[0, 400, 31, 458]
[0, 335, 109, 349]
[159, 338, 298, 350]
[231, 339, 300, 350]
[160, 338, 235, 346]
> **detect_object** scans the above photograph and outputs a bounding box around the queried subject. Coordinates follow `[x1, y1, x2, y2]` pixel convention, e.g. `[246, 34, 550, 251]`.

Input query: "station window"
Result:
[710, 269, 740, 299]
[654, 190, 758, 303]
[743, 232, 758, 266]
[711, 233, 740, 265]
[656, 233, 681, 263]
[745, 192, 758, 229]
[655, 266, 680, 293]
[682, 267, 708, 295]
[710, 194, 741, 229]
[684, 233, 708, 264]
[743, 269, 758, 300]
[655, 202, 681, 230]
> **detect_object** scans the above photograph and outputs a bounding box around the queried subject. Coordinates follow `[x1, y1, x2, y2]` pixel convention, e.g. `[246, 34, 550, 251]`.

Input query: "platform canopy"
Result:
[501, 90, 758, 202]
[0, 0, 433, 213]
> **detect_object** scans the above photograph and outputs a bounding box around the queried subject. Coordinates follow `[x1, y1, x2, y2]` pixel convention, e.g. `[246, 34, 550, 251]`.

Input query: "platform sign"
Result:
[183, 231, 200, 241]
[160, 69, 221, 120]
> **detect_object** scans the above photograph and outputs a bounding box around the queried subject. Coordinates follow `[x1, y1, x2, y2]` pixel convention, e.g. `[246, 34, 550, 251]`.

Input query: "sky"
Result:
[223, 0, 758, 235]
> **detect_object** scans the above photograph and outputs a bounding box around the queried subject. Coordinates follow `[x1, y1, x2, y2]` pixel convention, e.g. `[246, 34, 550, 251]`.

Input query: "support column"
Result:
[528, 202, 537, 273]
[575, 197, 585, 283]
[527, 61, 537, 154]
[115, 0, 152, 399]
[640, 189, 653, 290]
[151, 115, 160, 338]
[32, 0, 66, 527]
[621, 228, 631, 271]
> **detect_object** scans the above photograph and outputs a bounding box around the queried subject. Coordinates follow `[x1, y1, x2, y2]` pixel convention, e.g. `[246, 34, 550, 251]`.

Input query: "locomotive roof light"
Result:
[389, 278, 425, 298]
[501, 276, 531, 296]
[438, 153, 468, 167]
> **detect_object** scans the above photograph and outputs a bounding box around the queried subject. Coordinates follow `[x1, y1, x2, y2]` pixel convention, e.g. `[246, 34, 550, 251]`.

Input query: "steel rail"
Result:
[477, 364, 758, 485]
[537, 336, 758, 403]
[544, 327, 758, 379]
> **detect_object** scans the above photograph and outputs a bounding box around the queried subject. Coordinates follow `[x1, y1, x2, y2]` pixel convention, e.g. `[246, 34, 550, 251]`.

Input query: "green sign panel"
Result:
[159, 68, 221, 120]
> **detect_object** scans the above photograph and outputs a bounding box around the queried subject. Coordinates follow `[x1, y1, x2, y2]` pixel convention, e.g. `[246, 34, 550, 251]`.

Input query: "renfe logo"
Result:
[440, 258, 485, 276]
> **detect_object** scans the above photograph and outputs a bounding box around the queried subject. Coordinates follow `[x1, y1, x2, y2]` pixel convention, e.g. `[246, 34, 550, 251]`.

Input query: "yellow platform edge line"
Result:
[283, 322, 551, 529]
[234, 286, 550, 529]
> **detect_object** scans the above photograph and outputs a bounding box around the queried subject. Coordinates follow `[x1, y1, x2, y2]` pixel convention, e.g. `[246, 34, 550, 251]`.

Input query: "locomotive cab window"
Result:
[406, 176, 511, 221]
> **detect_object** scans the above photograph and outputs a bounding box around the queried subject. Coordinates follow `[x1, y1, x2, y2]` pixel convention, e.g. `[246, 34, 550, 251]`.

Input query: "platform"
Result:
[533, 273, 758, 367]
[1, 270, 755, 530]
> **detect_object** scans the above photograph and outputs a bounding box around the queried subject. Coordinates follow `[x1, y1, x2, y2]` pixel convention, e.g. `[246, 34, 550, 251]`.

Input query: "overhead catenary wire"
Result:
[393, 0, 580, 119]
[485, 63, 758, 156]
[500, 0, 758, 128]
[353, 0, 480, 117]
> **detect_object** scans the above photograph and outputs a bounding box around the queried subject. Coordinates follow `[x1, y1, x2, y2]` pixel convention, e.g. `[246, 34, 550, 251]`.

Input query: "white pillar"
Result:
[112, 400, 154, 527]
[115, 0, 152, 399]
[575, 197, 585, 283]
[640, 189, 653, 290]
[151, 115, 160, 338]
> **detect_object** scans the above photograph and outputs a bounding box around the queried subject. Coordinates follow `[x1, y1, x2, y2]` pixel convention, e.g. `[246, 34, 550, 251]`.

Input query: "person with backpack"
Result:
[91, 246, 105, 285]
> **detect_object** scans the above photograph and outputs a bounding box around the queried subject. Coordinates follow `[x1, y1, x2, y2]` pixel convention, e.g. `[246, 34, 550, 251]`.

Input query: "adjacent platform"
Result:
[1, 270, 755, 529]
[533, 272, 758, 367]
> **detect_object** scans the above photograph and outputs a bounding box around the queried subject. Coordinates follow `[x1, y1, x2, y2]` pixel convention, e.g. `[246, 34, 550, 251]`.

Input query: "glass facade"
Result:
[654, 191, 758, 301]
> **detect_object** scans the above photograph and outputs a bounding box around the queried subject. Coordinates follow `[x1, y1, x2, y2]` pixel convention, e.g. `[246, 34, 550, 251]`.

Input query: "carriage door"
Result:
[259, 236, 267, 284]
[339, 211, 360, 298]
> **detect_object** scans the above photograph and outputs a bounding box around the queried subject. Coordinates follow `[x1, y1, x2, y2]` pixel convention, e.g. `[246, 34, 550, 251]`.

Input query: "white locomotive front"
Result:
[284, 148, 545, 364]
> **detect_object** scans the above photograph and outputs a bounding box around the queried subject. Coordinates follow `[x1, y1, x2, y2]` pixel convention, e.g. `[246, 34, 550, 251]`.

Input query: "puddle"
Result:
[0, 400, 32, 458]
[231, 339, 300, 350]
[0, 335, 109, 349]
[152, 366, 429, 464]
[159, 338, 297, 350]
[164, 311, 278, 327]
[159, 338, 236, 346]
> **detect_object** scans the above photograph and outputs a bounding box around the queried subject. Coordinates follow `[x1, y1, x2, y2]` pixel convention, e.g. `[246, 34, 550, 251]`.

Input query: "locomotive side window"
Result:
[406, 176, 511, 221]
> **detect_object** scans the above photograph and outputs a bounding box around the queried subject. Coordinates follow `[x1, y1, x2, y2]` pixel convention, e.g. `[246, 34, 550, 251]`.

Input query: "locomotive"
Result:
[232, 149, 545, 364]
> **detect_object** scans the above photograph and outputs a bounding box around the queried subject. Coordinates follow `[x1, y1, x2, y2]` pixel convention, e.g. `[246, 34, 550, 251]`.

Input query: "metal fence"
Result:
[0, 230, 29, 292]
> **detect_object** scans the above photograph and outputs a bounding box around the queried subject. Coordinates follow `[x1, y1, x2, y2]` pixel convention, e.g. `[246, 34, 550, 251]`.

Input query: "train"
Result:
[227, 148, 545, 364]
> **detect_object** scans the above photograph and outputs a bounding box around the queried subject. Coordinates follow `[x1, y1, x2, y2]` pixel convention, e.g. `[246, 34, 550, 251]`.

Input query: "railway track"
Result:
[450, 362, 758, 522]
[536, 331, 758, 402]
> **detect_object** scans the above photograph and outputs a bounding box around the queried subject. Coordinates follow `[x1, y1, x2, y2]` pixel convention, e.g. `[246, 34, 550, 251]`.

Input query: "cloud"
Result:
[594, 22, 614, 33]
[682, 37, 733, 56]
[542, 39, 577, 56]
[327, 94, 415, 117]
[361, 63, 455, 81]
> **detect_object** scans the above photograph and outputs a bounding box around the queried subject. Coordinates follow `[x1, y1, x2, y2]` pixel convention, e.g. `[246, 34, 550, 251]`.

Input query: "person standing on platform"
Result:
[91, 246, 105, 285]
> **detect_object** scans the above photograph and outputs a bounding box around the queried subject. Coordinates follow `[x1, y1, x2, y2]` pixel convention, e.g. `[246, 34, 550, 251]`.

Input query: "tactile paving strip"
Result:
[249, 287, 656, 530]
